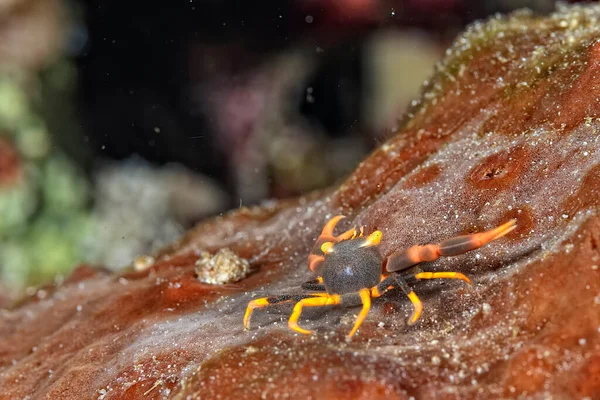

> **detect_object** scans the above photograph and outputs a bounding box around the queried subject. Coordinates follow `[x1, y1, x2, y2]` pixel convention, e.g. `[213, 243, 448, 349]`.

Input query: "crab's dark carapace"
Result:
[244, 216, 517, 338]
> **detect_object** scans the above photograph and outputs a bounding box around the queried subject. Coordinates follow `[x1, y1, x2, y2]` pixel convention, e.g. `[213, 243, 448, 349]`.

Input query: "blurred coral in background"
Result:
[0, 0, 93, 299]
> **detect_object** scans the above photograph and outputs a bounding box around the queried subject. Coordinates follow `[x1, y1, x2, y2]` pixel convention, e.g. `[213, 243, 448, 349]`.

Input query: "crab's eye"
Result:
[360, 230, 382, 247]
[321, 241, 334, 254]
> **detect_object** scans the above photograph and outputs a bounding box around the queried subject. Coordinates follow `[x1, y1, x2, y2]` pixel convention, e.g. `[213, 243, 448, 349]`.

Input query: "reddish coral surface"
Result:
[2, 4, 600, 399]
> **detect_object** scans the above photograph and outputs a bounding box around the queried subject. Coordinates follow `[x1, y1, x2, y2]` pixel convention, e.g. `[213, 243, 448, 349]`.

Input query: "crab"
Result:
[244, 216, 517, 338]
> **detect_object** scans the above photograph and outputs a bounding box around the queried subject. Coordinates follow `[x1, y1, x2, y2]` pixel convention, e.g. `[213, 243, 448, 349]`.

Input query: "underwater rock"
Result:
[2, 4, 600, 399]
[195, 248, 251, 285]
[82, 159, 229, 271]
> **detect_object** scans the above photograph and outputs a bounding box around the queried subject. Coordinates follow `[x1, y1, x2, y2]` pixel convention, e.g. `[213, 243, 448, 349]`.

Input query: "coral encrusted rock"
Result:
[2, 4, 600, 399]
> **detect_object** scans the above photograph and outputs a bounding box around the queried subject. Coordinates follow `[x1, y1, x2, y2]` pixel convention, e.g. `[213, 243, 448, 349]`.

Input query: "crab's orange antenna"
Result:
[337, 227, 357, 241]
[414, 271, 472, 286]
[320, 215, 345, 239]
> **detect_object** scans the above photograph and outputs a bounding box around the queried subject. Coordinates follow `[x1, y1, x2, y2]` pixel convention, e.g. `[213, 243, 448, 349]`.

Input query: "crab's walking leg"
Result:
[244, 293, 328, 330]
[370, 274, 423, 325]
[392, 275, 423, 325]
[347, 289, 372, 338]
[370, 275, 395, 298]
[288, 294, 341, 335]
[414, 271, 472, 285]
[301, 277, 326, 291]
[370, 275, 423, 325]
[386, 219, 517, 272]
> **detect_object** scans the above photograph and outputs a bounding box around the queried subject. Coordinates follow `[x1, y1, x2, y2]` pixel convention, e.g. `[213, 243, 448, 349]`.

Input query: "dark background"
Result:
[75, 0, 559, 209]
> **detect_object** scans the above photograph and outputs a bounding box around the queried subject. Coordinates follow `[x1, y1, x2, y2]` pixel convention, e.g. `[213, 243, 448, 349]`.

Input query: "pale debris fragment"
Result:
[133, 255, 156, 271]
[195, 248, 251, 284]
[482, 303, 492, 315]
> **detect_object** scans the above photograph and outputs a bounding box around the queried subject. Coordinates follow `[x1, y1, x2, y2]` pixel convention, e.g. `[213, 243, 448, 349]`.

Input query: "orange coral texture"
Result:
[2, 5, 600, 399]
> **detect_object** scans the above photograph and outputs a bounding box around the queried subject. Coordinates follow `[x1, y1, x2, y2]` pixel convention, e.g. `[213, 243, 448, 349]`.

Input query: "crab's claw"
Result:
[308, 215, 356, 274]
[386, 219, 517, 272]
[320, 215, 345, 240]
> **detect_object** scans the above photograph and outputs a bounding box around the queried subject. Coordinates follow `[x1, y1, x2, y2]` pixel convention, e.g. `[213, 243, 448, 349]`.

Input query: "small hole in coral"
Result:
[482, 167, 505, 179]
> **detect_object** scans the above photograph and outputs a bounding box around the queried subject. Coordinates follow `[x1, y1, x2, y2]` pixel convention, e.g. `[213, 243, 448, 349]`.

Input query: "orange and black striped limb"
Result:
[386, 219, 517, 272]
[288, 294, 341, 335]
[244, 292, 328, 330]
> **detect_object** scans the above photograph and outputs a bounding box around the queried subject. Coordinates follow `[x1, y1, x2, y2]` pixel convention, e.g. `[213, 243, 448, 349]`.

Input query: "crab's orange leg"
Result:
[301, 277, 325, 291]
[414, 271, 472, 285]
[288, 294, 341, 335]
[370, 274, 392, 297]
[405, 291, 423, 325]
[386, 219, 517, 272]
[347, 289, 371, 338]
[244, 298, 271, 329]
[371, 274, 423, 325]
[244, 292, 329, 330]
